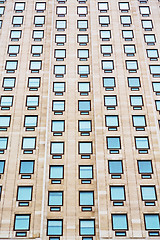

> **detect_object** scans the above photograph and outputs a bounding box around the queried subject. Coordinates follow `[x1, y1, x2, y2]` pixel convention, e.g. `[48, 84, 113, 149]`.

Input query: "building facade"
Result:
[0, 0, 160, 238]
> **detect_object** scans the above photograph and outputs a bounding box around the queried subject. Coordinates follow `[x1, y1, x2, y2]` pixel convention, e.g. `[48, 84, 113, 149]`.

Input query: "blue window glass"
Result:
[144, 214, 160, 230]
[26, 96, 39, 107]
[80, 220, 95, 236]
[78, 101, 91, 111]
[100, 30, 111, 39]
[24, 116, 38, 127]
[147, 49, 158, 58]
[17, 186, 32, 201]
[108, 160, 123, 174]
[110, 186, 125, 200]
[112, 214, 128, 230]
[53, 83, 65, 93]
[54, 65, 66, 75]
[78, 50, 89, 58]
[104, 96, 117, 107]
[20, 161, 34, 174]
[141, 186, 156, 200]
[130, 96, 143, 107]
[47, 220, 63, 236]
[52, 101, 65, 111]
[1, 96, 13, 107]
[50, 166, 64, 179]
[107, 137, 121, 149]
[79, 120, 91, 132]
[48, 191, 63, 206]
[137, 160, 152, 174]
[79, 142, 92, 154]
[80, 191, 94, 206]
[78, 83, 90, 93]
[0, 137, 8, 150]
[102, 60, 114, 71]
[153, 82, 160, 93]
[0, 116, 11, 127]
[51, 142, 64, 154]
[135, 137, 149, 149]
[3, 77, 15, 88]
[22, 137, 36, 150]
[0, 160, 5, 173]
[106, 116, 119, 127]
[78, 65, 90, 75]
[14, 214, 30, 230]
[103, 77, 115, 88]
[52, 121, 65, 132]
[79, 166, 93, 179]
[150, 65, 160, 75]
[128, 77, 140, 87]
[132, 115, 146, 127]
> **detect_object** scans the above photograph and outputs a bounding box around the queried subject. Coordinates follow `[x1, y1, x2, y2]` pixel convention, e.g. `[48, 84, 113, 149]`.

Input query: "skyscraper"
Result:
[0, 0, 160, 238]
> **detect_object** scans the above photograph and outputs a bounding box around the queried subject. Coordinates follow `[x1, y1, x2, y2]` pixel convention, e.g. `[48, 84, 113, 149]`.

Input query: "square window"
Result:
[49, 165, 64, 179]
[144, 34, 156, 45]
[128, 77, 140, 90]
[77, 20, 88, 31]
[26, 96, 39, 109]
[14, 2, 25, 12]
[28, 77, 40, 90]
[103, 77, 115, 90]
[100, 30, 111, 41]
[119, 2, 130, 12]
[139, 6, 150, 16]
[102, 60, 114, 73]
[78, 49, 89, 60]
[29, 61, 42, 72]
[78, 100, 91, 114]
[17, 186, 33, 201]
[8, 45, 20, 56]
[79, 220, 95, 236]
[105, 115, 119, 130]
[47, 220, 63, 236]
[55, 49, 66, 60]
[24, 115, 38, 128]
[31, 45, 43, 56]
[112, 214, 128, 230]
[52, 100, 65, 113]
[56, 20, 67, 31]
[79, 191, 94, 206]
[78, 65, 90, 77]
[120, 15, 132, 26]
[126, 60, 138, 72]
[0, 96, 13, 108]
[51, 120, 65, 134]
[14, 214, 30, 231]
[155, 100, 160, 111]
[79, 165, 93, 179]
[132, 115, 146, 130]
[122, 30, 134, 41]
[137, 160, 153, 174]
[135, 137, 149, 151]
[108, 160, 123, 174]
[0, 137, 8, 151]
[33, 30, 44, 41]
[12, 16, 24, 26]
[35, 2, 46, 12]
[99, 16, 110, 26]
[78, 120, 91, 134]
[140, 186, 156, 201]
[142, 20, 153, 30]
[78, 82, 90, 95]
[56, 6, 67, 16]
[54, 65, 66, 77]
[53, 82, 65, 95]
[77, 34, 89, 45]
[0, 160, 5, 174]
[22, 137, 36, 151]
[20, 160, 34, 174]
[50, 142, 64, 156]
[149, 65, 160, 77]
[104, 96, 117, 109]
[0, 116, 11, 129]
[144, 214, 160, 230]
[147, 49, 159, 60]
[34, 16, 45, 26]
[55, 35, 66, 45]
[110, 186, 125, 201]
[152, 82, 160, 94]
[5, 61, 18, 72]
[107, 137, 121, 150]
[98, 2, 109, 12]
[48, 191, 63, 206]
[79, 142, 93, 155]
[77, 6, 88, 16]
[124, 45, 136, 56]
[130, 95, 143, 109]
[101, 45, 112, 56]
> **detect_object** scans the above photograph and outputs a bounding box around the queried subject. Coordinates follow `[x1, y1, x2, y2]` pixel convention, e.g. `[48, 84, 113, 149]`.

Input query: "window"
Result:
[106, 137, 121, 153]
[78, 82, 90, 95]
[0, 96, 13, 109]
[101, 45, 112, 57]
[78, 65, 90, 77]
[51, 120, 65, 135]
[52, 100, 65, 114]
[57, 0, 67, 4]
[79, 191, 94, 210]
[77, 0, 87, 3]
[140, 186, 156, 204]
[155, 100, 160, 111]
[130, 95, 143, 110]
[8, 45, 20, 57]
[35, 2, 46, 12]
[144, 214, 160, 233]
[50, 142, 64, 158]
[29, 60, 42, 72]
[105, 115, 119, 130]
[56, 20, 67, 31]
[77, 6, 88, 16]
[47, 219, 63, 236]
[79, 166, 93, 183]
[144, 34, 156, 45]
[49, 165, 64, 181]
[78, 120, 91, 135]
[126, 60, 138, 72]
[132, 115, 146, 130]
[56, 6, 67, 16]
[102, 60, 114, 72]
[5, 60, 18, 73]
[0, 116, 11, 130]
[3, 77, 15, 90]
[128, 77, 140, 90]
[99, 16, 110, 27]
[33, 30, 44, 41]
[98, 2, 109, 12]
[0, 137, 8, 153]
[100, 30, 111, 41]
[20, 160, 34, 175]
[78, 100, 91, 114]
[28, 77, 40, 90]
[120, 15, 132, 26]
[137, 160, 153, 178]
[77, 20, 88, 31]
[147, 49, 159, 61]
[149, 65, 160, 77]
[104, 95, 117, 110]
[139, 6, 150, 16]
[0, 6, 5, 16]
[24, 115, 38, 130]
[17, 186, 33, 202]
[0, 160, 5, 174]
[53, 82, 65, 95]
[124, 45, 136, 56]
[31, 45, 43, 57]
[26, 96, 39, 110]
[110, 186, 125, 205]
[79, 220, 95, 236]
[0, 20, 2, 29]
[122, 30, 134, 41]
[112, 214, 128, 236]
[78, 49, 89, 61]
[14, 214, 30, 231]
[55, 49, 66, 60]
[77, 34, 89, 46]
[34, 16, 45, 27]
[12, 16, 24, 27]
[103, 77, 115, 90]
[135, 137, 149, 153]
[108, 160, 123, 178]
[54, 65, 66, 77]
[14, 2, 25, 12]
[152, 82, 160, 94]
[22, 137, 36, 153]
[119, 2, 130, 12]
[48, 191, 63, 207]
[55, 34, 66, 46]
[142, 20, 153, 31]
[79, 142, 93, 158]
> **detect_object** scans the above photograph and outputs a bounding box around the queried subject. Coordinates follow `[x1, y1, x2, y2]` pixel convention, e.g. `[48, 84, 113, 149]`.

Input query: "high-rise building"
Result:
[0, 0, 160, 238]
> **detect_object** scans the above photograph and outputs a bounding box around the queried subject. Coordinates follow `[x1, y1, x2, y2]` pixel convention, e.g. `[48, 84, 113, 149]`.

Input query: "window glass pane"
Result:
[138, 160, 152, 174]
[22, 137, 36, 149]
[15, 2, 25, 11]
[130, 96, 142, 106]
[50, 166, 64, 179]
[28, 78, 40, 88]
[8, 45, 20, 54]
[144, 34, 155, 43]
[141, 186, 156, 200]
[106, 116, 118, 127]
[54, 65, 66, 74]
[55, 35, 66, 43]
[30, 61, 42, 70]
[139, 6, 150, 15]
[0, 161, 5, 173]
[56, 20, 66, 29]
[132, 116, 146, 127]
[53, 83, 65, 92]
[128, 77, 140, 87]
[78, 83, 90, 92]
[6, 61, 18, 70]
[135, 137, 149, 149]
[124, 45, 135, 53]
[51, 142, 64, 154]
[119, 2, 129, 10]
[31, 45, 43, 54]
[99, 16, 110, 24]
[47, 220, 63, 236]
[0, 116, 10, 127]
[34, 16, 45, 24]
[36, 2, 46, 10]
[126, 61, 138, 70]
[79, 142, 92, 154]
[0, 137, 8, 149]
[120, 16, 131, 24]
[110, 186, 125, 200]
[103, 77, 115, 87]
[78, 50, 89, 58]
[12, 16, 23, 25]
[104, 96, 117, 106]
[142, 20, 152, 28]
[20, 161, 34, 174]
[17, 186, 32, 201]
[150, 65, 160, 74]
[79, 120, 91, 132]
[98, 2, 108, 11]
[33, 30, 44, 38]
[78, 34, 89, 43]
[15, 215, 30, 230]
[55, 49, 66, 58]
[25, 116, 38, 127]
[1, 96, 13, 106]
[77, 6, 87, 14]
[79, 101, 91, 111]
[80, 220, 95, 236]
[52, 121, 64, 132]
[79, 166, 93, 179]
[100, 30, 111, 39]
[80, 191, 94, 206]
[78, 20, 88, 29]
[112, 214, 128, 230]
[144, 214, 160, 230]
[122, 30, 133, 38]
[102, 60, 113, 70]
[11, 30, 22, 39]
[48, 191, 63, 206]
[101, 45, 112, 54]
[26, 96, 39, 106]
[156, 100, 160, 110]
[78, 65, 89, 74]
[108, 160, 122, 174]
[147, 49, 158, 58]
[52, 101, 65, 111]
[57, 6, 67, 14]
[107, 137, 120, 149]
